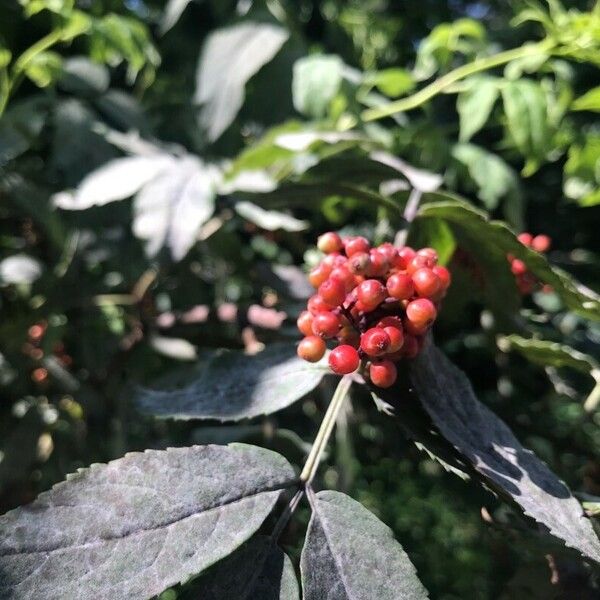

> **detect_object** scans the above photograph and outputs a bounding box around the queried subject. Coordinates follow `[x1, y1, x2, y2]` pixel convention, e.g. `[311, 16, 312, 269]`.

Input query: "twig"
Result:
[300, 376, 353, 485]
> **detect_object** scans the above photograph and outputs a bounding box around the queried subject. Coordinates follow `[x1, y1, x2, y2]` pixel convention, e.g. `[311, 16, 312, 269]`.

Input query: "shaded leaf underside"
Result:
[410, 343, 600, 563]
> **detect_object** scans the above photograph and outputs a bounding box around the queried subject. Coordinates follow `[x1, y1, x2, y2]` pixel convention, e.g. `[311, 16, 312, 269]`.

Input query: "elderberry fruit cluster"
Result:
[297, 232, 451, 388]
[508, 232, 551, 295]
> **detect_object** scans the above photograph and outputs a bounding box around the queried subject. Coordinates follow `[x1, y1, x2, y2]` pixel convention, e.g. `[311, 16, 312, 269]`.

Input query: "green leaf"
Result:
[457, 76, 499, 142]
[406, 217, 456, 265]
[418, 198, 600, 321]
[410, 342, 600, 563]
[563, 134, 600, 207]
[501, 80, 549, 173]
[0, 444, 296, 599]
[194, 22, 288, 141]
[367, 68, 415, 98]
[497, 335, 600, 411]
[0, 48, 11, 68]
[234, 201, 308, 232]
[191, 536, 299, 599]
[137, 343, 329, 421]
[23, 51, 62, 87]
[498, 335, 599, 374]
[572, 86, 600, 112]
[292, 55, 343, 118]
[301, 490, 429, 599]
[451, 143, 521, 213]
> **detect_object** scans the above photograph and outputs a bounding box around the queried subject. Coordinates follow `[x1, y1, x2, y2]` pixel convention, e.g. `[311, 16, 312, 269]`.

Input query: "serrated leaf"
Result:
[137, 343, 328, 421]
[457, 76, 499, 141]
[292, 55, 343, 118]
[191, 536, 299, 599]
[0, 444, 296, 599]
[53, 155, 175, 209]
[195, 23, 288, 141]
[234, 201, 308, 232]
[410, 343, 600, 563]
[498, 335, 598, 374]
[418, 198, 600, 321]
[301, 490, 428, 599]
[132, 156, 219, 260]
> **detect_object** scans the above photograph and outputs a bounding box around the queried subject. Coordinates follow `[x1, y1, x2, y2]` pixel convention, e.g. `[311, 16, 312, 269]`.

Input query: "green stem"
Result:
[300, 376, 353, 485]
[361, 39, 556, 122]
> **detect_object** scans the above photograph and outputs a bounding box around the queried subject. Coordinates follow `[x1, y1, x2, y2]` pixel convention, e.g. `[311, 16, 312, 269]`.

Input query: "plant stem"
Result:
[361, 39, 555, 122]
[300, 375, 353, 485]
[270, 488, 304, 541]
[395, 187, 422, 246]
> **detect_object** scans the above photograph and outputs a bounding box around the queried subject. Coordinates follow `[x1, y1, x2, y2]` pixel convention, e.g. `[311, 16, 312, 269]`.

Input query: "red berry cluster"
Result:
[508, 233, 551, 295]
[297, 232, 451, 388]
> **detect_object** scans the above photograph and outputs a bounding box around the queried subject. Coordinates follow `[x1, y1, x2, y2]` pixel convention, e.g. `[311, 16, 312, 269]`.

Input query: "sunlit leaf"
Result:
[301, 490, 429, 599]
[195, 22, 288, 141]
[457, 76, 499, 141]
[292, 55, 343, 118]
[0, 444, 296, 599]
[137, 343, 328, 421]
[0, 254, 42, 285]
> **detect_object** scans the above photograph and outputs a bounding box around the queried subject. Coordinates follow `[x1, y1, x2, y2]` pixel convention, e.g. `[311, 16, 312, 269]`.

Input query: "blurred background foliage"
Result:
[1, 0, 600, 598]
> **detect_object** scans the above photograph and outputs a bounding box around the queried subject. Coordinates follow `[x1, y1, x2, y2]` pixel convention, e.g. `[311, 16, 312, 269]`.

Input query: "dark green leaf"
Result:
[191, 536, 299, 600]
[137, 343, 328, 421]
[301, 490, 429, 599]
[410, 342, 600, 563]
[418, 198, 600, 320]
[0, 444, 296, 599]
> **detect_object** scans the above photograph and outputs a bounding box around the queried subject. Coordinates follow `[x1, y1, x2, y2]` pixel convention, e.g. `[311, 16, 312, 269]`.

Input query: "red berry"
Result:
[318, 278, 346, 306]
[360, 327, 391, 356]
[308, 294, 335, 314]
[318, 232, 343, 254]
[404, 319, 430, 335]
[377, 315, 403, 329]
[312, 312, 341, 339]
[330, 266, 356, 291]
[517, 232, 533, 247]
[376, 243, 398, 262]
[432, 265, 451, 290]
[366, 250, 389, 277]
[406, 298, 437, 328]
[347, 252, 371, 275]
[412, 267, 441, 298]
[397, 246, 416, 269]
[297, 310, 314, 336]
[531, 235, 551, 253]
[510, 259, 527, 276]
[357, 279, 387, 310]
[329, 345, 360, 374]
[382, 326, 404, 352]
[417, 248, 438, 263]
[308, 263, 332, 288]
[344, 236, 370, 257]
[386, 273, 414, 300]
[407, 254, 435, 275]
[297, 336, 326, 362]
[369, 359, 397, 388]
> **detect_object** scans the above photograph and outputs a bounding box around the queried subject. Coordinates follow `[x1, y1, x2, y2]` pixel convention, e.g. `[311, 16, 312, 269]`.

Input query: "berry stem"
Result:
[340, 303, 360, 333]
[300, 375, 353, 485]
